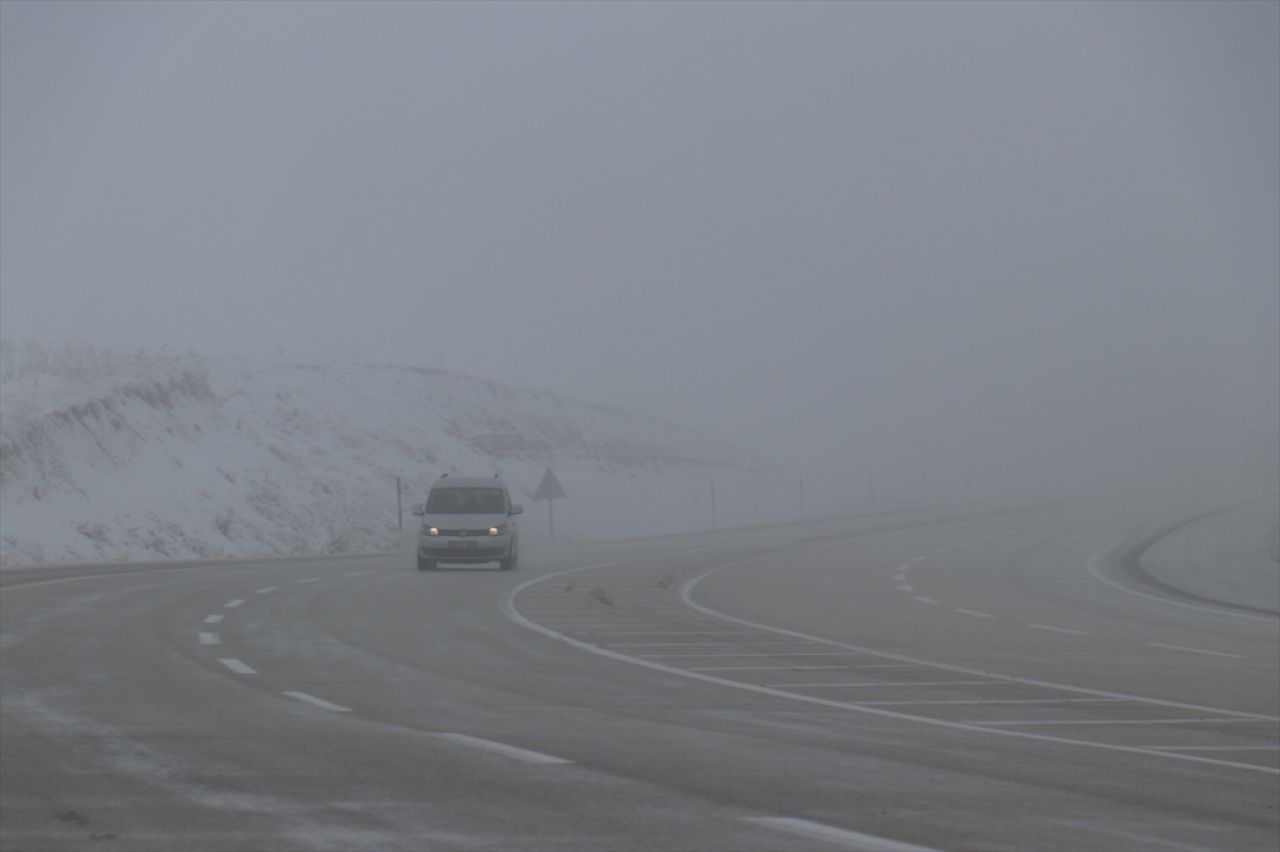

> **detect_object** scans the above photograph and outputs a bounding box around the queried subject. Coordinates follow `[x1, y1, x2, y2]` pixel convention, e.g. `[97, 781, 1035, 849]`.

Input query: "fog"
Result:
[3, 1, 1277, 505]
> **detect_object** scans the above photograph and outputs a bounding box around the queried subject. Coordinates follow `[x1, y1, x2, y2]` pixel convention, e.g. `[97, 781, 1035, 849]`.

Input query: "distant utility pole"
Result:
[798, 475, 805, 513]
[396, 476, 403, 531]
[710, 477, 717, 530]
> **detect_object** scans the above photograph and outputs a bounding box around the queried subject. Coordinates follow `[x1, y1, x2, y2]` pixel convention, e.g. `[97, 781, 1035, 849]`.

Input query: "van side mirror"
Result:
[410, 502, 425, 517]
[510, 504, 523, 515]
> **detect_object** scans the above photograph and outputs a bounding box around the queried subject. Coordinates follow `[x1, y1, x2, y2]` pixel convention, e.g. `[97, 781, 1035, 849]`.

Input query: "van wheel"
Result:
[500, 542, 517, 571]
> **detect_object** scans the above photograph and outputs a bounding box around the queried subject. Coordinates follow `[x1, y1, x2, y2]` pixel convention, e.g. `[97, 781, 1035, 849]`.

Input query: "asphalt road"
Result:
[2, 501, 1277, 851]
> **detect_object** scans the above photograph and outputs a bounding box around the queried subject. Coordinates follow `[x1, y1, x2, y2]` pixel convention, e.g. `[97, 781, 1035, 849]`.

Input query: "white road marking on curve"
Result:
[254, 586, 277, 594]
[913, 596, 939, 605]
[501, 540, 1280, 776]
[297, 578, 321, 584]
[203, 614, 224, 624]
[955, 608, 994, 618]
[1144, 745, 1280, 752]
[771, 680, 993, 689]
[198, 632, 221, 645]
[973, 718, 1269, 727]
[743, 817, 939, 851]
[224, 599, 245, 608]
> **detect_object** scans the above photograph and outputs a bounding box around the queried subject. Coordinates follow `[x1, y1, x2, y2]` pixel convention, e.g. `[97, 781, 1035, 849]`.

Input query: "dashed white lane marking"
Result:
[769, 680, 994, 689]
[955, 608, 994, 619]
[974, 718, 1270, 727]
[219, 658, 257, 675]
[910, 556, 928, 564]
[895, 584, 914, 592]
[283, 691, 351, 712]
[198, 632, 221, 645]
[254, 586, 277, 594]
[1029, 623, 1089, 635]
[297, 578, 321, 584]
[1147, 642, 1246, 659]
[913, 596, 939, 605]
[343, 570, 370, 577]
[434, 733, 572, 765]
[743, 817, 939, 852]
[224, 599, 245, 608]
[203, 614, 224, 624]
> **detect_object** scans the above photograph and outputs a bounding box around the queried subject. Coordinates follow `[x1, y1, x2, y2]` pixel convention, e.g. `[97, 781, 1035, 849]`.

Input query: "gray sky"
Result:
[2, 1, 1277, 499]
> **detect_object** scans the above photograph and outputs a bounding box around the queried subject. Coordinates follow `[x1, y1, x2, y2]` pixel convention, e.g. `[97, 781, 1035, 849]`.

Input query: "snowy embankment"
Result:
[0, 344, 790, 567]
[1139, 497, 1280, 613]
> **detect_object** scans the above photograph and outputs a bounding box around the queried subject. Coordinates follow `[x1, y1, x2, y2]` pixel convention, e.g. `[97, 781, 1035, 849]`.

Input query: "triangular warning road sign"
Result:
[532, 468, 568, 501]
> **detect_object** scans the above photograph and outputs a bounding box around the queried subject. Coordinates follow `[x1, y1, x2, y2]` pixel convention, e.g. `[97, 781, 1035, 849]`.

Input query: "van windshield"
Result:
[426, 488, 506, 514]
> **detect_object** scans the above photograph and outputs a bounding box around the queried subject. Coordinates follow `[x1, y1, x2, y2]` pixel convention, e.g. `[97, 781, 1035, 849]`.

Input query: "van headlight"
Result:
[489, 525, 506, 536]
[425, 527, 439, 536]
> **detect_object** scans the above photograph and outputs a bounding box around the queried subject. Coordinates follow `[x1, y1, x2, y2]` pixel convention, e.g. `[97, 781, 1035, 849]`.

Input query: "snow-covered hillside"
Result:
[0, 343, 791, 566]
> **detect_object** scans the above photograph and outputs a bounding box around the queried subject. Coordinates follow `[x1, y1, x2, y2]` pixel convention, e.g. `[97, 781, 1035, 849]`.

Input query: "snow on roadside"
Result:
[0, 343, 790, 567]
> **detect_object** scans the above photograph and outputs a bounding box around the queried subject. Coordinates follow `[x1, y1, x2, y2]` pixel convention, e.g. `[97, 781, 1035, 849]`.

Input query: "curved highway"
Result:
[3, 501, 1277, 851]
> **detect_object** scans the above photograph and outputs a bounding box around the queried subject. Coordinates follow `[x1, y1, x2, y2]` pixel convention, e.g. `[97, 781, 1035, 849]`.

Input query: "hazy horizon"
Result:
[3, 0, 1277, 502]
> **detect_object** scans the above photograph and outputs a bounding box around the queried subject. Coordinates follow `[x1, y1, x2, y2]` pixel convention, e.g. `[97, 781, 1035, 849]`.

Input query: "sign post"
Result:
[532, 468, 568, 542]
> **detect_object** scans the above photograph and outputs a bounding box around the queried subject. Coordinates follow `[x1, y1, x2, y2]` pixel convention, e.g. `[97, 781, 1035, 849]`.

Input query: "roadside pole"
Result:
[710, 477, 717, 530]
[396, 476, 402, 531]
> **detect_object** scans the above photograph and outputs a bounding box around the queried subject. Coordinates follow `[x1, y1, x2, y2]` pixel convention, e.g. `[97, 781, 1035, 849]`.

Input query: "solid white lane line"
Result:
[254, 586, 277, 594]
[573, 631, 738, 637]
[297, 578, 320, 584]
[913, 596, 939, 605]
[434, 733, 571, 765]
[743, 817, 939, 852]
[219, 658, 257, 675]
[1029, 623, 1089, 635]
[283, 691, 351, 712]
[606, 642, 817, 648]
[1147, 642, 1246, 659]
[675, 566, 1279, 722]
[856, 698, 1127, 706]
[503, 550, 1280, 775]
[955, 608, 994, 618]
[1145, 745, 1280, 752]
[895, 584, 914, 592]
[691, 665, 848, 672]
[224, 599, 245, 608]
[638, 652, 868, 659]
[203, 614, 224, 624]
[770, 680, 994, 689]
[973, 718, 1269, 727]
[198, 632, 221, 645]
